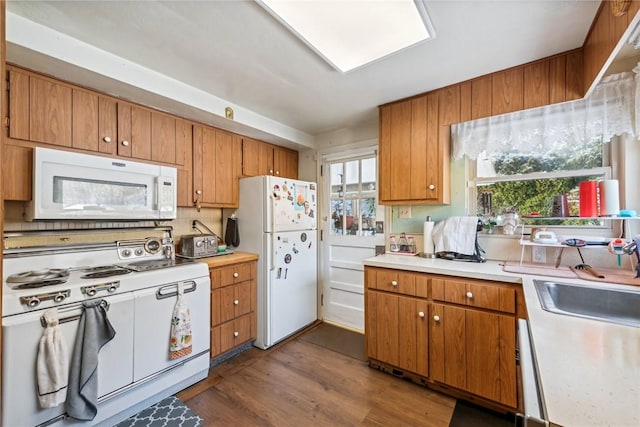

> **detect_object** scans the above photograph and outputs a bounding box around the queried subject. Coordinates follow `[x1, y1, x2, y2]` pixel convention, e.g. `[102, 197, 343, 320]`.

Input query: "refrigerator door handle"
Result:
[269, 193, 276, 233]
[269, 234, 276, 271]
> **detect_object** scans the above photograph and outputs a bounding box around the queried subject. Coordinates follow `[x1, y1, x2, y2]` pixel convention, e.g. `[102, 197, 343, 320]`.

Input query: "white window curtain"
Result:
[452, 66, 639, 160]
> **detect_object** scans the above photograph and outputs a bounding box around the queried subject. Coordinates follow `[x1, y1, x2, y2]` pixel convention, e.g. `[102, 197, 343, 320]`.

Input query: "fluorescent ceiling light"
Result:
[257, 0, 435, 73]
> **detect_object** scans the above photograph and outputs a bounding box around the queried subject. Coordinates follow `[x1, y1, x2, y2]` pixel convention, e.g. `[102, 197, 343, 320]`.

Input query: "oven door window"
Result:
[53, 176, 148, 211]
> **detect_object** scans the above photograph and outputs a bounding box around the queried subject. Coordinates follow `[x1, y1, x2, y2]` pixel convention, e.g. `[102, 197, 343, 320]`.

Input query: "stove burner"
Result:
[81, 266, 132, 279]
[6, 268, 70, 289]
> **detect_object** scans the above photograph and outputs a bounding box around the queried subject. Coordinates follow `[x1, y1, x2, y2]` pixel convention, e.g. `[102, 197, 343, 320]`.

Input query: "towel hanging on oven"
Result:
[66, 300, 116, 421]
[36, 308, 69, 409]
[170, 282, 193, 360]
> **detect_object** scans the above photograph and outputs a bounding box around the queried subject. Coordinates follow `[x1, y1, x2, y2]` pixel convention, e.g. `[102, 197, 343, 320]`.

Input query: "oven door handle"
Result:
[517, 319, 549, 427]
[156, 281, 196, 300]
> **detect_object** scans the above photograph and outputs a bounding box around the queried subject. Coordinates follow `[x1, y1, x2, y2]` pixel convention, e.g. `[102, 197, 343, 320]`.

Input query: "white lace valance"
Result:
[452, 66, 639, 160]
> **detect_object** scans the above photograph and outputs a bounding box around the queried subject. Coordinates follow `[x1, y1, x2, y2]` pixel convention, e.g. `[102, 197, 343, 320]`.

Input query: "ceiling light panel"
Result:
[257, 0, 435, 73]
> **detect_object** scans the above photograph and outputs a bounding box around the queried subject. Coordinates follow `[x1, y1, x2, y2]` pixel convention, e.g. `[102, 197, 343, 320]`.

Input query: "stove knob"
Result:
[208, 238, 217, 246]
[54, 293, 66, 303]
[86, 287, 97, 297]
[122, 249, 132, 257]
[135, 248, 144, 256]
[28, 297, 41, 307]
[108, 285, 117, 293]
[196, 241, 203, 247]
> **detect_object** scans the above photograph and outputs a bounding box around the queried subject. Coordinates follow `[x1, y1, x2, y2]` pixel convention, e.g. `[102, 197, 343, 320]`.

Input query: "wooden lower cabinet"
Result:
[365, 267, 518, 411]
[365, 267, 428, 377]
[430, 303, 516, 407]
[209, 259, 257, 358]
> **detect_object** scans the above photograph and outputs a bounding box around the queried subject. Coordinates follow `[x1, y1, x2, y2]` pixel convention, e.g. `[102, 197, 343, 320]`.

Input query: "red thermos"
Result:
[579, 181, 598, 217]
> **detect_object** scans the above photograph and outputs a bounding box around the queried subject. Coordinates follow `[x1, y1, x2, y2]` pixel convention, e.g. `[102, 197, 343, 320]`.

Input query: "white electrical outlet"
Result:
[399, 206, 412, 219]
[532, 246, 546, 264]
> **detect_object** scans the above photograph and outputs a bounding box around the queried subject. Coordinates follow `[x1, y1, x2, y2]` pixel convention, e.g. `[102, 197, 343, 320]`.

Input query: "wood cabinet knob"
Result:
[275, 170, 280, 175]
[269, 169, 274, 174]
[234, 299, 239, 305]
[433, 315, 440, 322]
[391, 280, 398, 287]
[233, 272, 239, 278]
[428, 184, 435, 190]
[233, 331, 239, 337]
[466, 291, 473, 299]
[121, 140, 130, 146]
[103, 136, 112, 143]
[418, 311, 425, 318]
[195, 190, 202, 195]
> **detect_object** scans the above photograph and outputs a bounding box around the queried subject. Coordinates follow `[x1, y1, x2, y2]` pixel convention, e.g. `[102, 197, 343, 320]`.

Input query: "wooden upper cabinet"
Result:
[98, 97, 117, 155]
[8, 68, 30, 140]
[492, 67, 523, 115]
[72, 89, 99, 151]
[242, 137, 298, 179]
[3, 144, 32, 201]
[379, 93, 449, 205]
[193, 125, 241, 208]
[273, 146, 298, 179]
[151, 112, 176, 164]
[29, 74, 73, 147]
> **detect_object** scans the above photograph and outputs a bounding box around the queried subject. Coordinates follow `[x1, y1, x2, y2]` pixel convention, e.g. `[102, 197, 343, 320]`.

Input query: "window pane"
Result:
[345, 198, 357, 235]
[361, 197, 376, 236]
[477, 138, 604, 178]
[330, 163, 343, 195]
[330, 198, 344, 235]
[362, 158, 376, 191]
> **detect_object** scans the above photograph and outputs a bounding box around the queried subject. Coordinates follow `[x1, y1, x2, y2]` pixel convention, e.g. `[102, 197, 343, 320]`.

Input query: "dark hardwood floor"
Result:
[178, 332, 456, 426]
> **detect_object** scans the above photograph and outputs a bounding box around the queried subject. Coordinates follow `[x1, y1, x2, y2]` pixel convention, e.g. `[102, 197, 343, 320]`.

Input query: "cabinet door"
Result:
[131, 106, 152, 160]
[374, 292, 399, 367]
[398, 296, 428, 376]
[465, 308, 516, 407]
[219, 313, 253, 354]
[3, 144, 32, 201]
[430, 303, 466, 389]
[193, 125, 216, 204]
[242, 137, 261, 177]
[98, 97, 117, 155]
[117, 102, 133, 157]
[8, 68, 30, 140]
[30, 75, 72, 147]
[175, 118, 192, 167]
[220, 286, 236, 324]
[72, 90, 99, 151]
[234, 281, 252, 318]
[274, 146, 298, 179]
[151, 111, 176, 164]
[213, 130, 241, 206]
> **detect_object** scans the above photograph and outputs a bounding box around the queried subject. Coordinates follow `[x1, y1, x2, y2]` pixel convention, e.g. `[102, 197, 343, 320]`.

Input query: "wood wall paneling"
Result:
[565, 49, 584, 101]
[548, 55, 567, 104]
[492, 68, 524, 115]
[459, 81, 472, 122]
[523, 60, 550, 109]
[471, 76, 492, 120]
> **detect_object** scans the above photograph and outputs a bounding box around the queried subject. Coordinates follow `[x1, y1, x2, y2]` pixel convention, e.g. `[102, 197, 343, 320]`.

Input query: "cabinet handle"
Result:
[233, 272, 239, 278]
[391, 280, 398, 287]
[418, 311, 425, 318]
[121, 140, 130, 146]
[233, 331, 239, 337]
[466, 291, 473, 299]
[269, 169, 274, 174]
[234, 299, 239, 305]
[428, 184, 435, 190]
[433, 315, 440, 322]
[195, 190, 202, 195]
[103, 136, 112, 143]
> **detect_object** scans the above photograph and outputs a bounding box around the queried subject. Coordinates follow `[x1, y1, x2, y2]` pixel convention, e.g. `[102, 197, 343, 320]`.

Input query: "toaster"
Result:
[179, 234, 219, 258]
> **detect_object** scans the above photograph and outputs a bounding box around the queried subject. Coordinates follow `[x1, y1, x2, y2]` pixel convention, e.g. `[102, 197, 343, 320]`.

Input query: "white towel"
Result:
[432, 216, 480, 256]
[37, 308, 69, 409]
[170, 282, 193, 360]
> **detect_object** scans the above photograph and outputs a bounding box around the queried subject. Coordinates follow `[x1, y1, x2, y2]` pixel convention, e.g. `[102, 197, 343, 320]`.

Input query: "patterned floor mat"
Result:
[116, 396, 203, 427]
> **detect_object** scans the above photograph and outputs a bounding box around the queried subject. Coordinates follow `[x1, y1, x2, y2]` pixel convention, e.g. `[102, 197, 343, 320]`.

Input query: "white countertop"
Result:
[364, 254, 640, 427]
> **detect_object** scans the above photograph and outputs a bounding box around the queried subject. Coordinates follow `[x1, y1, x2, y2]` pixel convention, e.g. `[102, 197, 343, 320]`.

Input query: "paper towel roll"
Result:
[423, 219, 435, 255]
[599, 180, 620, 216]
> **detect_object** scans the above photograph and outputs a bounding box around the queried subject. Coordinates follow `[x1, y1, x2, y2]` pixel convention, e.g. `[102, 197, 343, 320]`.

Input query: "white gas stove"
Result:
[2, 227, 211, 427]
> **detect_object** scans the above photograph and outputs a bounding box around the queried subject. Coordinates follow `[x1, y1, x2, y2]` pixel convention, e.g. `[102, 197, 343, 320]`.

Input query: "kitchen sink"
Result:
[533, 280, 640, 328]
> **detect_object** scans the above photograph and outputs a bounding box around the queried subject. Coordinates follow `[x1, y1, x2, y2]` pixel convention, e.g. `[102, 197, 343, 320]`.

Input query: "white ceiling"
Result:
[5, 1, 606, 150]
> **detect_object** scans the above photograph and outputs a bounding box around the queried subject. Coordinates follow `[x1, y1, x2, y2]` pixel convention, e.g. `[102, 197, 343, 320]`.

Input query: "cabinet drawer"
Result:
[432, 278, 515, 313]
[217, 262, 253, 287]
[219, 312, 255, 355]
[367, 267, 427, 297]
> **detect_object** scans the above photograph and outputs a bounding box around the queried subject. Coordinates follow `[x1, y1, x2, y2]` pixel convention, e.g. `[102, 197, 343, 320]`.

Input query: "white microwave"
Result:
[27, 147, 177, 221]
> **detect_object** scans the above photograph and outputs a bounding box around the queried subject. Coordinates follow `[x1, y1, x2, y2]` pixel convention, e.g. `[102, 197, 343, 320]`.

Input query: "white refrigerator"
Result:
[235, 176, 318, 349]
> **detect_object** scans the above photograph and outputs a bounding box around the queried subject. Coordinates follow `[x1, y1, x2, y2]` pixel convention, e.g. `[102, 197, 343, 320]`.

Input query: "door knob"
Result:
[233, 331, 239, 337]
[103, 136, 112, 143]
[466, 291, 473, 299]
[433, 315, 440, 322]
[391, 280, 398, 287]
[428, 184, 435, 190]
[418, 311, 425, 318]
[233, 272, 239, 278]
[121, 140, 129, 146]
[234, 299, 239, 305]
